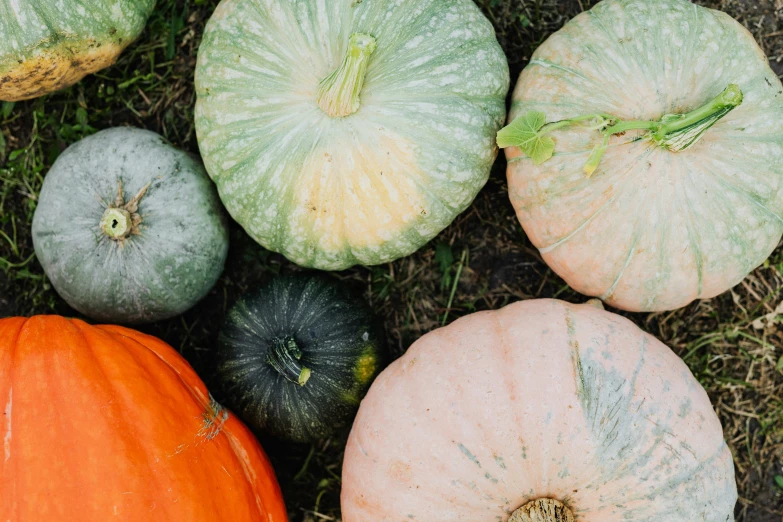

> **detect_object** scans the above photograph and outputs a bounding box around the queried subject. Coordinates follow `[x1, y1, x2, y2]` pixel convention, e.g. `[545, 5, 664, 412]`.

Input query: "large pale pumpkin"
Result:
[0, 316, 288, 521]
[342, 299, 736, 521]
[501, 0, 783, 312]
[195, 0, 509, 270]
[0, 0, 155, 101]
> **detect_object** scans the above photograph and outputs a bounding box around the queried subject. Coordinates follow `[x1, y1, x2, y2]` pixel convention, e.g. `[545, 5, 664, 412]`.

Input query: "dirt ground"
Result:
[2, 0, 783, 520]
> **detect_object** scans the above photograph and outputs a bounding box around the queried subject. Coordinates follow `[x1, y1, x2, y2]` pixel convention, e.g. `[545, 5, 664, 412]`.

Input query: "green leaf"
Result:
[1, 101, 14, 119]
[496, 111, 555, 165]
[775, 475, 783, 490]
[75, 107, 89, 127]
[435, 242, 454, 291]
[584, 134, 610, 178]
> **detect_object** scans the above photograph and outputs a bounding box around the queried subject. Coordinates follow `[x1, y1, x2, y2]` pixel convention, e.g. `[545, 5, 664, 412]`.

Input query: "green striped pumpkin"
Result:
[195, 0, 510, 270]
[0, 0, 155, 101]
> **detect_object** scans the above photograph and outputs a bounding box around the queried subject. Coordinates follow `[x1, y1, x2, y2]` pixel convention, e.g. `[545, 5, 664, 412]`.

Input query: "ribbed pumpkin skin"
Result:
[32, 127, 229, 324]
[218, 276, 387, 443]
[0, 0, 155, 101]
[342, 300, 737, 521]
[0, 316, 288, 522]
[195, 0, 510, 270]
[505, 0, 783, 312]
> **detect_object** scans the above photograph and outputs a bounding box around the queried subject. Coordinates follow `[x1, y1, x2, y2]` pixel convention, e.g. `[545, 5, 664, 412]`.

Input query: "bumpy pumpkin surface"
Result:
[0, 316, 288, 522]
[217, 275, 387, 443]
[0, 0, 155, 101]
[342, 299, 736, 521]
[32, 127, 229, 324]
[504, 0, 783, 312]
[195, 0, 509, 270]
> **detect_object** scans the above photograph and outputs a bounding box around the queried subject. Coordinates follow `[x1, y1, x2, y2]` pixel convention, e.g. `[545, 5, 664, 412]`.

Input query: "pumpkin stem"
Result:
[316, 33, 377, 118]
[652, 83, 743, 151]
[509, 499, 575, 522]
[498, 83, 743, 176]
[101, 180, 149, 241]
[100, 208, 133, 240]
[267, 336, 312, 386]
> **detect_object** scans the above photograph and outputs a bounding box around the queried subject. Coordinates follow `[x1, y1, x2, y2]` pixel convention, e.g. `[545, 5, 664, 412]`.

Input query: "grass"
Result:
[2, 0, 783, 520]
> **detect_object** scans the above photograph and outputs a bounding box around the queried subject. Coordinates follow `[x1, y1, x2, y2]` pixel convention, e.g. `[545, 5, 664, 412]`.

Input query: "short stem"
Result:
[267, 337, 311, 386]
[509, 499, 575, 522]
[100, 208, 133, 240]
[652, 83, 743, 151]
[317, 33, 377, 118]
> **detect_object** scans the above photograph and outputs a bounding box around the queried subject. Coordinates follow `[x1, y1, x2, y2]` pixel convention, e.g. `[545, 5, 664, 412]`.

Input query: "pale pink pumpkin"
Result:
[341, 299, 736, 522]
[503, 0, 783, 312]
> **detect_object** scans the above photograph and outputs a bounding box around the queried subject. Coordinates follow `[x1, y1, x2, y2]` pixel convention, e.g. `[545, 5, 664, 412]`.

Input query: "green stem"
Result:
[100, 208, 132, 240]
[267, 337, 311, 386]
[498, 83, 743, 174]
[652, 83, 743, 151]
[317, 33, 377, 118]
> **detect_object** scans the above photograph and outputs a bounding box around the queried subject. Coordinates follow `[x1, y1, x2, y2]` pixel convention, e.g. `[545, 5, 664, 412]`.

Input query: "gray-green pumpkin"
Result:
[195, 0, 510, 270]
[32, 127, 229, 324]
[0, 0, 156, 101]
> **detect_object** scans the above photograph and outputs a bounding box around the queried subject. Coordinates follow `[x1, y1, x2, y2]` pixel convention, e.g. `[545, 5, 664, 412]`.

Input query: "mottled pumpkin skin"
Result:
[0, 0, 155, 101]
[195, 0, 510, 270]
[505, 0, 783, 312]
[218, 276, 387, 443]
[0, 316, 288, 522]
[32, 127, 229, 324]
[342, 300, 736, 521]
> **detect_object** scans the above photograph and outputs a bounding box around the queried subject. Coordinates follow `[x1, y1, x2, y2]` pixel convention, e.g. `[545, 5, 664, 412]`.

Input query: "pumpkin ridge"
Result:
[66, 318, 176, 514]
[597, 225, 640, 302]
[536, 145, 655, 254]
[95, 326, 260, 518]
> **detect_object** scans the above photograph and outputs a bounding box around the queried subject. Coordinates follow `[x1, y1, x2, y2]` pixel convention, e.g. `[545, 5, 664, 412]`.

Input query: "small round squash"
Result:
[342, 299, 737, 521]
[0, 0, 156, 101]
[500, 0, 783, 312]
[217, 275, 387, 443]
[195, 0, 510, 270]
[32, 127, 229, 324]
[0, 315, 287, 521]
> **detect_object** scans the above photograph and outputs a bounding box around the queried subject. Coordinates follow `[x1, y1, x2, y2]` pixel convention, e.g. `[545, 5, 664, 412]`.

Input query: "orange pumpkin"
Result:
[0, 316, 288, 522]
[342, 299, 736, 521]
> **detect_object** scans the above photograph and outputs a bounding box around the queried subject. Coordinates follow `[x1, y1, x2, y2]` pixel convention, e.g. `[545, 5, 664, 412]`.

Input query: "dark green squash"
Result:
[217, 275, 387, 443]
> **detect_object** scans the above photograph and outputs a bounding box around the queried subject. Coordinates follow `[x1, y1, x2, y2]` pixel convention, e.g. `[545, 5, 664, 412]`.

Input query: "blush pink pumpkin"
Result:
[503, 0, 783, 312]
[341, 299, 736, 521]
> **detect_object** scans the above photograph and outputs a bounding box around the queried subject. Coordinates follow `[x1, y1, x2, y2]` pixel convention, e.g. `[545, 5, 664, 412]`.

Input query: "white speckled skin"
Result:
[0, 0, 155, 100]
[32, 128, 229, 324]
[505, 0, 783, 312]
[342, 299, 737, 522]
[195, 0, 510, 270]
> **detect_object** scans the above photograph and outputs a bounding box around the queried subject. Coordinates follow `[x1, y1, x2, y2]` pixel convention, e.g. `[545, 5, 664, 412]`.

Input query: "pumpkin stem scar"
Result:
[316, 33, 376, 118]
[100, 180, 151, 241]
[198, 394, 229, 441]
[584, 298, 605, 310]
[266, 336, 312, 386]
[509, 499, 575, 522]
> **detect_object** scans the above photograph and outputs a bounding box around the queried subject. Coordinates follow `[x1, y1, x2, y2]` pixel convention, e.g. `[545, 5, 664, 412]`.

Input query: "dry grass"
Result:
[2, 0, 783, 520]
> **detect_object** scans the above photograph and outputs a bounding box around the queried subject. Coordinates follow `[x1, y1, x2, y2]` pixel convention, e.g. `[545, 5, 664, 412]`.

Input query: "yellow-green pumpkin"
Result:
[0, 0, 155, 101]
[195, 0, 510, 270]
